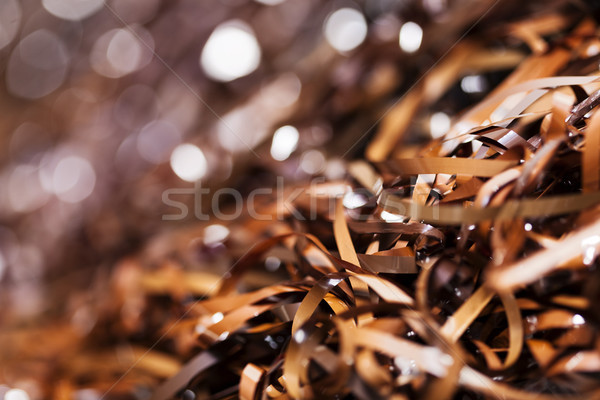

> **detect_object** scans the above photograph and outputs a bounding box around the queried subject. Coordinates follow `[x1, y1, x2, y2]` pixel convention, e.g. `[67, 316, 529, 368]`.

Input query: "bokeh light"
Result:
[8, 165, 49, 213]
[51, 156, 96, 203]
[399, 21, 423, 53]
[200, 21, 261, 82]
[203, 224, 230, 246]
[270, 125, 299, 161]
[90, 27, 154, 78]
[6, 30, 69, 99]
[42, 0, 103, 21]
[460, 75, 487, 93]
[170, 144, 208, 182]
[4, 389, 30, 400]
[137, 120, 182, 164]
[254, 0, 287, 5]
[429, 111, 451, 139]
[300, 150, 326, 174]
[324, 8, 368, 53]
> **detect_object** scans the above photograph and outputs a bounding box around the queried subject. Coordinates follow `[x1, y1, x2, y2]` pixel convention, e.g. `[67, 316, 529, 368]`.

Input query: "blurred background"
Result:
[0, 0, 500, 317]
[0, 0, 598, 398]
